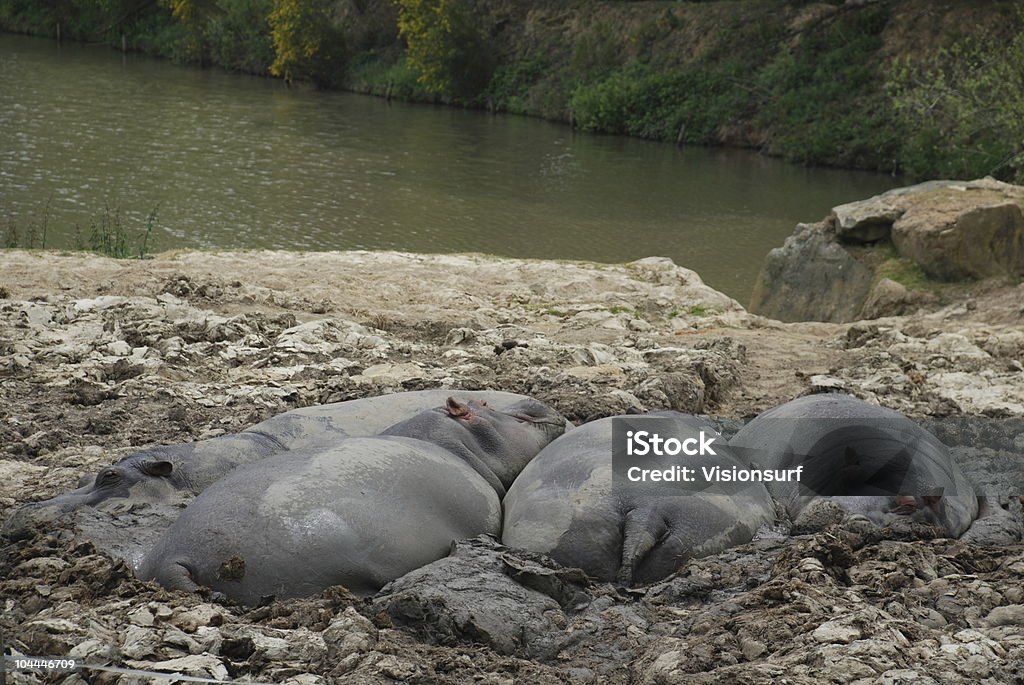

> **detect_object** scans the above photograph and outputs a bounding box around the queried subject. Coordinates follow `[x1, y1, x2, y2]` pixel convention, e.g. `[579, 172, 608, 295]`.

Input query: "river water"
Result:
[0, 33, 899, 301]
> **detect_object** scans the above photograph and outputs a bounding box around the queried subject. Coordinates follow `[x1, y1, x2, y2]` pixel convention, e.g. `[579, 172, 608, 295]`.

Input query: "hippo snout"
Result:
[1, 485, 104, 539]
[1, 501, 62, 540]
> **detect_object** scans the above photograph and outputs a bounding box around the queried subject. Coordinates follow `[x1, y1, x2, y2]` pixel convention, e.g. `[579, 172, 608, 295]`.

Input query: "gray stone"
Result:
[749, 224, 874, 322]
[832, 198, 904, 243]
[892, 201, 1024, 281]
[860, 278, 923, 319]
[370, 537, 575, 659]
[984, 604, 1024, 627]
[812, 620, 861, 644]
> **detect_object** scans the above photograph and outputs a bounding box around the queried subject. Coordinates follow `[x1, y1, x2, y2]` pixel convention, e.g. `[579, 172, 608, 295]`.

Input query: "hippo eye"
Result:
[97, 469, 122, 487]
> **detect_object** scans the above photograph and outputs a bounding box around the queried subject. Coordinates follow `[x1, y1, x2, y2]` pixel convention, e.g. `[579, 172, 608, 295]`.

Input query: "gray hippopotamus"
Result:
[501, 412, 775, 585]
[728, 393, 979, 537]
[137, 396, 565, 603]
[1, 390, 545, 539]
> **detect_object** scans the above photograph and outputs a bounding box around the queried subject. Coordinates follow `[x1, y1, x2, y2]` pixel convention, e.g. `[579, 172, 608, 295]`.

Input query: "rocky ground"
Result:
[2, 248, 1023, 684]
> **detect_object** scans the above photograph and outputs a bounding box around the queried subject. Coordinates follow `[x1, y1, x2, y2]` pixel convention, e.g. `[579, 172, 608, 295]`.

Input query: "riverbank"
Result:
[3, 0, 1023, 180]
[2, 248, 1023, 683]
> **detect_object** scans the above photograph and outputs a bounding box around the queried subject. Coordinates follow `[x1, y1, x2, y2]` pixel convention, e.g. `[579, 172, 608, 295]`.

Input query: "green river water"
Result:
[0, 33, 900, 301]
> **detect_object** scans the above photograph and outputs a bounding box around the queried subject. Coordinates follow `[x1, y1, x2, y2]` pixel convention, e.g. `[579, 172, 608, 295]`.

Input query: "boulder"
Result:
[752, 178, 1024, 322]
[749, 223, 874, 323]
[860, 278, 926, 319]
[832, 197, 904, 243]
[892, 201, 1024, 281]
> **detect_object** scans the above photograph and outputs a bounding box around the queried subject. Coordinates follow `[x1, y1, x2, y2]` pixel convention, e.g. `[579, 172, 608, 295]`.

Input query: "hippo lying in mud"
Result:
[728, 393, 980, 537]
[1, 389, 546, 539]
[502, 412, 776, 585]
[138, 397, 566, 603]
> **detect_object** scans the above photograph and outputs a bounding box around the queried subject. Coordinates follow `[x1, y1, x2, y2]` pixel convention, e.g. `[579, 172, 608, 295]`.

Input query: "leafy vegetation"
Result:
[1, 0, 1022, 180]
[395, 0, 493, 99]
[755, 6, 897, 170]
[269, 0, 346, 86]
[889, 11, 1024, 183]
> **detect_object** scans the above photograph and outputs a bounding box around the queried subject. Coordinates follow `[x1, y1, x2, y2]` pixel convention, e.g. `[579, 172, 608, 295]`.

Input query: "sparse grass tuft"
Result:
[5, 201, 159, 259]
[367, 313, 393, 331]
[74, 202, 159, 259]
[875, 256, 937, 293]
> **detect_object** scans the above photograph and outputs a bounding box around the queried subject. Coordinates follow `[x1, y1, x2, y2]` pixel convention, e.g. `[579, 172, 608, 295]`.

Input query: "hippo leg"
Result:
[618, 507, 670, 585]
[149, 558, 201, 594]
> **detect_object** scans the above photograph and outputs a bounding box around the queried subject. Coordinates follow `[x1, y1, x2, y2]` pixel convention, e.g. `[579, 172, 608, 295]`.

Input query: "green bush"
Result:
[396, 0, 494, 100]
[484, 55, 549, 114]
[205, 0, 274, 73]
[889, 19, 1024, 182]
[755, 5, 897, 169]
[569, 63, 752, 144]
[269, 0, 347, 86]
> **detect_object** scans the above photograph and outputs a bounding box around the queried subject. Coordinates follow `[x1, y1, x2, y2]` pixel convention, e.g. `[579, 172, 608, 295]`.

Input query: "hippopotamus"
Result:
[1, 389, 546, 539]
[501, 412, 775, 586]
[728, 393, 979, 537]
[137, 396, 566, 603]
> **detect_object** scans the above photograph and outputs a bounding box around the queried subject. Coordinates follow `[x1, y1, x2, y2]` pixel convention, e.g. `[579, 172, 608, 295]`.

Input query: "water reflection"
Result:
[0, 33, 899, 299]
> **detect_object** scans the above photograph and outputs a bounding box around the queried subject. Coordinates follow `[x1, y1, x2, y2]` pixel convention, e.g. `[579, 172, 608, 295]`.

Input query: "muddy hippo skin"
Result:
[728, 393, 979, 537]
[501, 412, 775, 586]
[1, 389, 545, 538]
[137, 397, 566, 603]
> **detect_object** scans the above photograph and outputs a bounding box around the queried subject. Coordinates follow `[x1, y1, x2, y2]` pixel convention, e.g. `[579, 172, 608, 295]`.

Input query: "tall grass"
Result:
[3, 201, 160, 259]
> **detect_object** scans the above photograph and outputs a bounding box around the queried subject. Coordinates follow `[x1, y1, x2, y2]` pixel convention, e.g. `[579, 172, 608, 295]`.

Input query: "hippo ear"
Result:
[141, 460, 174, 477]
[446, 397, 471, 419]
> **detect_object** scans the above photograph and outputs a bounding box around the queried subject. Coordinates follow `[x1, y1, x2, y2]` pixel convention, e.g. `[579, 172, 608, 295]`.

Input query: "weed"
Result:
[367, 313, 393, 331]
[2, 195, 53, 249]
[57, 202, 161, 259]
[875, 256, 937, 293]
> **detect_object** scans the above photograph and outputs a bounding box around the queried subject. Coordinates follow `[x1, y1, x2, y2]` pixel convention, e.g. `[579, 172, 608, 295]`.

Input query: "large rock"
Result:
[749, 223, 874, 323]
[752, 178, 1024, 322]
[892, 200, 1024, 281]
[370, 536, 592, 659]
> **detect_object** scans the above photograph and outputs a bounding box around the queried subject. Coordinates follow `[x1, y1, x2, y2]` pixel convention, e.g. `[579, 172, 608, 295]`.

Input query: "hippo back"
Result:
[729, 393, 978, 536]
[502, 412, 774, 585]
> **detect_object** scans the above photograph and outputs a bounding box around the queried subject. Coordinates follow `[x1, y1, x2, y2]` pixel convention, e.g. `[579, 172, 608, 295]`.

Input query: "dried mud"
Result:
[2, 250, 1023, 684]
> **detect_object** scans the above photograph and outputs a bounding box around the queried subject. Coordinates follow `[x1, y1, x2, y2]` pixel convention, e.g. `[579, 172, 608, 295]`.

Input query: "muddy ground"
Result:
[1, 249, 1023, 684]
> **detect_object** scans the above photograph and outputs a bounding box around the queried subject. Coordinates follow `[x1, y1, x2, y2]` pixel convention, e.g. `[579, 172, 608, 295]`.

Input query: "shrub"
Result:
[269, 0, 346, 86]
[396, 0, 494, 99]
[889, 15, 1024, 182]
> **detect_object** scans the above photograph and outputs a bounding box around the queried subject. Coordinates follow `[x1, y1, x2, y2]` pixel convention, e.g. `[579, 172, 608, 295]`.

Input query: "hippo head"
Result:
[822, 493, 950, 530]
[794, 422, 967, 535]
[445, 396, 566, 476]
[1, 456, 177, 540]
[384, 396, 566, 495]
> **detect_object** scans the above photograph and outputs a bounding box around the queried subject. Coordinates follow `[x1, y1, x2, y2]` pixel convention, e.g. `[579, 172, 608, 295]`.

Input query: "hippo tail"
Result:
[617, 507, 670, 586]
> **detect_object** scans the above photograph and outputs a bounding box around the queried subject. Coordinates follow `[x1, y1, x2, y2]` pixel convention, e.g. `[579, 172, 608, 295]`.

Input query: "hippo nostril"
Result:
[893, 495, 918, 514]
